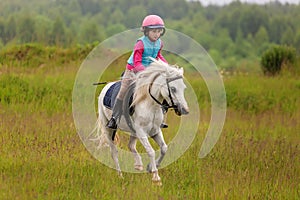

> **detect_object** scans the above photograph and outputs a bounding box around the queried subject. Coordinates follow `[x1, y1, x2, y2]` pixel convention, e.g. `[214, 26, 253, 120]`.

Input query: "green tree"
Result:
[230, 29, 254, 59]
[239, 6, 268, 38]
[190, 11, 207, 30]
[0, 19, 5, 44]
[50, 17, 66, 46]
[110, 9, 125, 25]
[66, 0, 81, 14]
[79, 21, 102, 44]
[18, 16, 36, 43]
[147, 0, 166, 18]
[106, 23, 126, 36]
[77, 0, 100, 15]
[165, 0, 188, 20]
[294, 30, 300, 54]
[210, 28, 234, 58]
[124, 6, 147, 28]
[215, 8, 242, 41]
[0, 38, 3, 49]
[35, 15, 52, 44]
[254, 26, 269, 45]
[268, 17, 288, 43]
[208, 48, 221, 65]
[281, 27, 294, 46]
[4, 16, 17, 44]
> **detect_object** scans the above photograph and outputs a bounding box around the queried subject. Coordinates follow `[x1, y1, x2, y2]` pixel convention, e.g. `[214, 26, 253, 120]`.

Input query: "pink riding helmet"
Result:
[141, 15, 165, 36]
[142, 15, 165, 29]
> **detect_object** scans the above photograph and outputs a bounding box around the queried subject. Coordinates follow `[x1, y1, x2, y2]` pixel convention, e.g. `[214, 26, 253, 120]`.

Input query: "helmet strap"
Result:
[160, 28, 166, 36]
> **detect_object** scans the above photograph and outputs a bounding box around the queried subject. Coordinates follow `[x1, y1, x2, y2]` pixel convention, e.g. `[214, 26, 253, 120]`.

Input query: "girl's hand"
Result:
[134, 65, 145, 73]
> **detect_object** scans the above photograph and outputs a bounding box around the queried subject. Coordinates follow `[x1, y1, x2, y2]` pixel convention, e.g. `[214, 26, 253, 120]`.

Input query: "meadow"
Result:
[0, 48, 299, 199]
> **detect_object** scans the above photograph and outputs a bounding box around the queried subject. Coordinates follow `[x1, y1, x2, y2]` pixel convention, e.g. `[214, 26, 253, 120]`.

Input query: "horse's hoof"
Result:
[118, 171, 124, 179]
[152, 180, 162, 186]
[134, 165, 143, 171]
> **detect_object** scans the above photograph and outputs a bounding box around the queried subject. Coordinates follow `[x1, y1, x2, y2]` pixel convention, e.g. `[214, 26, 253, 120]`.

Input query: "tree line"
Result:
[0, 0, 299, 70]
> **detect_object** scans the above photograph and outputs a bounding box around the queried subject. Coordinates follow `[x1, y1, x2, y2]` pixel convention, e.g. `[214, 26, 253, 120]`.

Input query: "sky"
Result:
[195, 0, 300, 6]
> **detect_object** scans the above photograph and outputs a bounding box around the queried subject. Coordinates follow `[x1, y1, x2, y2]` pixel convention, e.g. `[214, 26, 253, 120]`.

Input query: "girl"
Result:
[107, 14, 168, 129]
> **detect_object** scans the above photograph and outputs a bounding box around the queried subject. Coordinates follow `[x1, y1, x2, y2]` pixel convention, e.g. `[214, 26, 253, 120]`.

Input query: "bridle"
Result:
[148, 74, 183, 113]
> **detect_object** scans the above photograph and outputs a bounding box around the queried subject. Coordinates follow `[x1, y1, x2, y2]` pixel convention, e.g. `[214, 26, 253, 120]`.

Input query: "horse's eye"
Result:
[170, 87, 176, 93]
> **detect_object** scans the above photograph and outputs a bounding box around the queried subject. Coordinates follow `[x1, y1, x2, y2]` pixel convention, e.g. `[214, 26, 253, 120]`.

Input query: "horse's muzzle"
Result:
[174, 104, 189, 116]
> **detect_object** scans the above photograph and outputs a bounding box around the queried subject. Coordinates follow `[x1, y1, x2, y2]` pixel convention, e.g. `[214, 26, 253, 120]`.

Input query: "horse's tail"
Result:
[89, 81, 121, 148]
[89, 115, 109, 148]
[90, 103, 120, 148]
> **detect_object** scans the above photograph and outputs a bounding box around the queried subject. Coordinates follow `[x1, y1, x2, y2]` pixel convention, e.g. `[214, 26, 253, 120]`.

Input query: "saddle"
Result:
[103, 81, 134, 115]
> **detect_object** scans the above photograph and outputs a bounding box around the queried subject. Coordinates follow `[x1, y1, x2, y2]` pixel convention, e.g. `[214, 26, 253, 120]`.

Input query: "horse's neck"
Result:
[136, 91, 162, 109]
[149, 75, 165, 103]
[134, 76, 164, 111]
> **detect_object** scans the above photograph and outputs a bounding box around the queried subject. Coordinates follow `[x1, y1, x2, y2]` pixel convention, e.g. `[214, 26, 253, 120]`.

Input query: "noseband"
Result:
[148, 74, 183, 111]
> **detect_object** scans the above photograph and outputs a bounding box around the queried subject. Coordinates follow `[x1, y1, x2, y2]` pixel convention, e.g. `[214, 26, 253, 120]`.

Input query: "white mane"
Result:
[137, 58, 183, 79]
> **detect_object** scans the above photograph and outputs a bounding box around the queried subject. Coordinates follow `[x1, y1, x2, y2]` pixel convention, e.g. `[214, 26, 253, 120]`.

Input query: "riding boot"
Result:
[107, 99, 123, 129]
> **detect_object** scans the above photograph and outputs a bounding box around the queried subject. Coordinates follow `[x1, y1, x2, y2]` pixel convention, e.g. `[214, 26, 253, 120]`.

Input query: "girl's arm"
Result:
[132, 41, 145, 72]
[157, 41, 167, 63]
[157, 50, 167, 63]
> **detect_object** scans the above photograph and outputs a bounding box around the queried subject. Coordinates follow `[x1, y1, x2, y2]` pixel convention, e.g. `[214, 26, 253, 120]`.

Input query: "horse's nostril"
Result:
[182, 107, 189, 115]
[176, 111, 182, 116]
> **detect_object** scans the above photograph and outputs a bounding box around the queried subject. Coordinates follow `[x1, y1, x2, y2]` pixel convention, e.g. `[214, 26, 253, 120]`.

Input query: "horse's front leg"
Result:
[128, 135, 143, 171]
[138, 136, 161, 184]
[152, 130, 168, 168]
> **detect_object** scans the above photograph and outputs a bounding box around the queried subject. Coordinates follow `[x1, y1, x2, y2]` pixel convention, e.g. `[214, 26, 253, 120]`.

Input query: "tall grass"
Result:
[0, 51, 299, 199]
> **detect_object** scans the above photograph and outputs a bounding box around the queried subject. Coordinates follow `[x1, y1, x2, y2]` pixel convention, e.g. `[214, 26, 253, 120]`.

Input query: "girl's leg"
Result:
[107, 70, 135, 129]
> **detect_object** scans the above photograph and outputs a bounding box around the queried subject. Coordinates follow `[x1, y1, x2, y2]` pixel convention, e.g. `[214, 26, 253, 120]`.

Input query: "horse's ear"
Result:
[179, 67, 184, 75]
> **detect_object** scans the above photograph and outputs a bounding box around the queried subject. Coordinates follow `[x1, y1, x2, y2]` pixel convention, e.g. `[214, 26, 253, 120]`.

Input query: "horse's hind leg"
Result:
[128, 135, 143, 171]
[106, 129, 123, 177]
[152, 130, 168, 168]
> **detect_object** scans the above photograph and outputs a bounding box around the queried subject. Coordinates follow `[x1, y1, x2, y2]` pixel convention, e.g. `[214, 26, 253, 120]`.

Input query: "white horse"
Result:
[94, 59, 189, 185]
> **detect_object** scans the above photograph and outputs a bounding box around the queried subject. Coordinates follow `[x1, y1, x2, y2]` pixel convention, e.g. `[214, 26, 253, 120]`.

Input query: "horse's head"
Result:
[133, 59, 189, 116]
[160, 66, 189, 116]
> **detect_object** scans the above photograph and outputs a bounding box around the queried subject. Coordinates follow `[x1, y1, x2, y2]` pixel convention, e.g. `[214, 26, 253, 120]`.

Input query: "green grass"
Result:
[0, 60, 299, 199]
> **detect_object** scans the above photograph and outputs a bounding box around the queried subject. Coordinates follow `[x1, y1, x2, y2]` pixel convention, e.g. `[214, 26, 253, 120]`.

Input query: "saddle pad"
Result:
[103, 81, 134, 114]
[103, 81, 121, 109]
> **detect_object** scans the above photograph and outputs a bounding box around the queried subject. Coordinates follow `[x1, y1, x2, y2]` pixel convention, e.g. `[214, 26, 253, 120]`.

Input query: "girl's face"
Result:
[147, 28, 163, 42]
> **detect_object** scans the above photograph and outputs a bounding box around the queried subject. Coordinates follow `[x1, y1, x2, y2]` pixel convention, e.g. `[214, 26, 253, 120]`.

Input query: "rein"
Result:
[148, 74, 183, 110]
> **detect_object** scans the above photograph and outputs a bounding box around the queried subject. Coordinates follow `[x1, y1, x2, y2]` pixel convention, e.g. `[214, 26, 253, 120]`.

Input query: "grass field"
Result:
[0, 58, 299, 199]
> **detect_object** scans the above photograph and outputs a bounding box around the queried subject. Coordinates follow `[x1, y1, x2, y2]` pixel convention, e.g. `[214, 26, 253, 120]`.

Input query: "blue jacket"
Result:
[127, 36, 161, 67]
